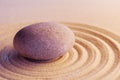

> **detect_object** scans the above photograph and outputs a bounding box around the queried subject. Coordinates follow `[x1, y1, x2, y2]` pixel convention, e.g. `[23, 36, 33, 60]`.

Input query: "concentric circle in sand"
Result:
[0, 22, 120, 80]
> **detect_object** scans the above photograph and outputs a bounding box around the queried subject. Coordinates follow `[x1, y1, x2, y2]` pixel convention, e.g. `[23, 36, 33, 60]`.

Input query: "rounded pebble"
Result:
[13, 22, 75, 60]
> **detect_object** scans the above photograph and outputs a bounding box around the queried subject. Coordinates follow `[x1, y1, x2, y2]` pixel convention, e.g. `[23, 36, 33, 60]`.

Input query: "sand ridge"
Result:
[0, 22, 120, 80]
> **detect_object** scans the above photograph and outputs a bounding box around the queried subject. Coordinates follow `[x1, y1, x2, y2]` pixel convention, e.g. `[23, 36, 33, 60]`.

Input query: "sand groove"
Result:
[0, 22, 120, 80]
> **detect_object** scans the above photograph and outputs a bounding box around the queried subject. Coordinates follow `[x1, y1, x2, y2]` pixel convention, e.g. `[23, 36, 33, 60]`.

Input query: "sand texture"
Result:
[0, 22, 120, 80]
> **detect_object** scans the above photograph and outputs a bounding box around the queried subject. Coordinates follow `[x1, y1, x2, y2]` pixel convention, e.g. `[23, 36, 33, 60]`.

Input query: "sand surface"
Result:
[0, 22, 120, 80]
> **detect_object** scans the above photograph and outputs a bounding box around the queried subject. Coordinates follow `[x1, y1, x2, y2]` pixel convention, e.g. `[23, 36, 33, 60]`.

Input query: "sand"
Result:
[0, 22, 120, 80]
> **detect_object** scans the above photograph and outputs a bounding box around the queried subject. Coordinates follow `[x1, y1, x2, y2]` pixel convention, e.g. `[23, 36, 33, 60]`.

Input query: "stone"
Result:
[13, 22, 75, 60]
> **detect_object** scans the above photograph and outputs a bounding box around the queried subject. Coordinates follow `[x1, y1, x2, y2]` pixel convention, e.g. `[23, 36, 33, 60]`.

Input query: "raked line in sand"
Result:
[0, 22, 120, 80]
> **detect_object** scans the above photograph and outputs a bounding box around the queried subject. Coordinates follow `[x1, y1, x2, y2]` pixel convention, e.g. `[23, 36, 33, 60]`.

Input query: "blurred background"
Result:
[0, 0, 120, 34]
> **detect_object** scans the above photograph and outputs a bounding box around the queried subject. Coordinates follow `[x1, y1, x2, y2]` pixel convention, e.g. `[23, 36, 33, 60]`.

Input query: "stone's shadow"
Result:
[0, 46, 61, 64]
[24, 55, 62, 63]
[24, 57, 56, 63]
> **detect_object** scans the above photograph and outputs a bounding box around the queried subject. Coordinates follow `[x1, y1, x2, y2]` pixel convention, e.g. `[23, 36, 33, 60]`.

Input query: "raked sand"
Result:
[0, 22, 120, 80]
